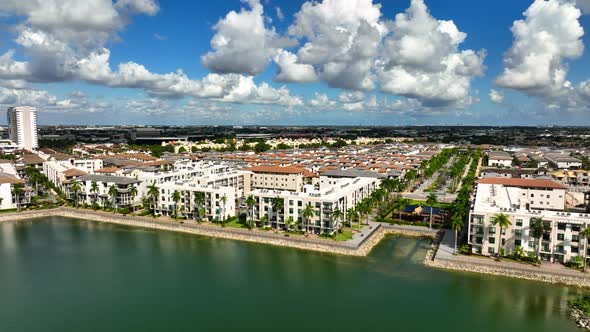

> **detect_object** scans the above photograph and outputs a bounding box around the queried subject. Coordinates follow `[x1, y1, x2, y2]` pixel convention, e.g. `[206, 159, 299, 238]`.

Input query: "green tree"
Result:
[128, 184, 138, 213]
[529, 217, 545, 266]
[302, 202, 315, 234]
[492, 213, 512, 261]
[70, 180, 82, 208]
[395, 197, 411, 221]
[451, 214, 464, 255]
[220, 194, 228, 227]
[332, 208, 344, 233]
[346, 208, 357, 228]
[108, 184, 118, 212]
[580, 226, 590, 272]
[194, 192, 206, 222]
[246, 194, 256, 229]
[426, 192, 438, 228]
[90, 181, 100, 205]
[24, 166, 41, 195]
[147, 183, 160, 217]
[172, 190, 181, 221]
[271, 196, 284, 231]
[12, 183, 24, 211]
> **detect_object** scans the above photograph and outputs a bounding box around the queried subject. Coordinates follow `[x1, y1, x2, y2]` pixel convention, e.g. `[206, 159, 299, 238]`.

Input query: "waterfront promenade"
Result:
[0, 207, 437, 257]
[428, 229, 590, 288]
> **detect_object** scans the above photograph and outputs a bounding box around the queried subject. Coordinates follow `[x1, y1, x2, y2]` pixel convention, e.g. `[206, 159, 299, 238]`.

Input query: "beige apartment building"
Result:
[248, 166, 312, 192]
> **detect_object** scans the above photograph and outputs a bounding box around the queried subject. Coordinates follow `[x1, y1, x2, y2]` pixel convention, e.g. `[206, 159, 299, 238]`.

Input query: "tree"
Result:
[90, 181, 100, 205]
[24, 166, 41, 195]
[271, 196, 284, 231]
[492, 213, 512, 261]
[12, 184, 24, 211]
[302, 202, 315, 234]
[529, 217, 545, 266]
[346, 208, 357, 228]
[108, 184, 118, 212]
[246, 194, 256, 229]
[260, 214, 269, 228]
[194, 192, 206, 222]
[332, 208, 344, 234]
[128, 184, 138, 213]
[172, 190, 181, 220]
[451, 214, 464, 255]
[285, 216, 294, 232]
[426, 193, 438, 228]
[70, 180, 82, 208]
[580, 226, 590, 272]
[147, 183, 160, 217]
[220, 194, 228, 227]
[395, 197, 411, 221]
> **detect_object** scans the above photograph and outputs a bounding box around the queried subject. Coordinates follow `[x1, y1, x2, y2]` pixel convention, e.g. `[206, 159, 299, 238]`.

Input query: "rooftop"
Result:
[476, 177, 567, 189]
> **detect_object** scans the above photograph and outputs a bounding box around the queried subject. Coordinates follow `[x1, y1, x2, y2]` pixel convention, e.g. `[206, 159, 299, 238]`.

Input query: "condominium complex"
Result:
[468, 177, 590, 263]
[7, 106, 38, 150]
[155, 181, 236, 220]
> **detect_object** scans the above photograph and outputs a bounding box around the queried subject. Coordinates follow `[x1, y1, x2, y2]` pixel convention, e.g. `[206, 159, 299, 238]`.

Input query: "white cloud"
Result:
[287, 0, 386, 90]
[496, 0, 583, 95]
[339, 91, 365, 103]
[489, 89, 504, 104]
[273, 49, 318, 83]
[308, 93, 337, 108]
[377, 0, 485, 107]
[201, 0, 295, 75]
[114, 0, 159, 16]
[275, 6, 285, 21]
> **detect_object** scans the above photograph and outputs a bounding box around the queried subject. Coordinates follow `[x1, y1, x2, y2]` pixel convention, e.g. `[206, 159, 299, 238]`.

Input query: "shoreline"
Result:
[0, 207, 437, 257]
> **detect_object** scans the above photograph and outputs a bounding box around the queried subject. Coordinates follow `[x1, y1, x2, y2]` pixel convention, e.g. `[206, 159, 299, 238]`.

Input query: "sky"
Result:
[0, 0, 589, 126]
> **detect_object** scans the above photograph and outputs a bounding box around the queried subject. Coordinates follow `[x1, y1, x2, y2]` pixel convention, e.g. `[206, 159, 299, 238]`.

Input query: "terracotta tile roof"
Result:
[23, 154, 45, 165]
[95, 167, 121, 174]
[63, 169, 88, 177]
[247, 166, 306, 174]
[476, 178, 567, 189]
[0, 173, 25, 184]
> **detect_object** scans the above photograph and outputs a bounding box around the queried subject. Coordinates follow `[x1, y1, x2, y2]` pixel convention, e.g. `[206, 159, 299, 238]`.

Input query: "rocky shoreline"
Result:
[570, 307, 590, 330]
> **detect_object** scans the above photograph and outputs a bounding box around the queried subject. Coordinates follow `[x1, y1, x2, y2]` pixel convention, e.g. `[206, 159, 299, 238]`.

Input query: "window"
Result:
[489, 217, 496, 224]
[488, 247, 495, 254]
[572, 246, 579, 254]
[558, 223, 566, 230]
[515, 239, 521, 247]
[557, 234, 565, 241]
[573, 235, 580, 242]
[489, 226, 496, 234]
[502, 238, 505, 246]
[530, 194, 534, 197]
[546, 195, 550, 199]
[515, 219, 523, 227]
[528, 241, 535, 248]
[515, 229, 522, 237]
[489, 237, 495, 244]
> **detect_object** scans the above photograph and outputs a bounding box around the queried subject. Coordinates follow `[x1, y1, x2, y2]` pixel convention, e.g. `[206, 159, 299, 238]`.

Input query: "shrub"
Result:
[459, 244, 470, 255]
[565, 256, 584, 270]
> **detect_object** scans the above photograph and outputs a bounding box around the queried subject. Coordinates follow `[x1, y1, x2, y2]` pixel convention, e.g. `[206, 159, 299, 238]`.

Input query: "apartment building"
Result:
[544, 153, 582, 169]
[249, 176, 379, 235]
[7, 106, 38, 150]
[468, 177, 590, 263]
[71, 175, 142, 208]
[43, 160, 89, 191]
[487, 151, 513, 168]
[155, 181, 236, 220]
[248, 166, 309, 192]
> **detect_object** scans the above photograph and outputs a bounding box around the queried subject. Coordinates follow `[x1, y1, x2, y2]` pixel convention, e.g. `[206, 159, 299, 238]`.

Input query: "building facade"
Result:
[7, 106, 38, 150]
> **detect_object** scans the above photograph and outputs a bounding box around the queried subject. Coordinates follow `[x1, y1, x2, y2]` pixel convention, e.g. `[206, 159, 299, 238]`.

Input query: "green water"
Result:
[0, 217, 582, 332]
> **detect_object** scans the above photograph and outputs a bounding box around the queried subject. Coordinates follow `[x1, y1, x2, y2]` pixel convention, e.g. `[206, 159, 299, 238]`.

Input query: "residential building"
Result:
[248, 166, 311, 192]
[467, 177, 590, 264]
[7, 106, 38, 150]
[487, 151, 513, 168]
[155, 181, 235, 220]
[70, 175, 141, 208]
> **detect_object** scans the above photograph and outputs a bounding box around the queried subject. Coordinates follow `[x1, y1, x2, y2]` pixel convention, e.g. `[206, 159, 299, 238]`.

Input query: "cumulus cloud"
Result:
[496, 0, 590, 111]
[287, 0, 386, 90]
[308, 93, 337, 108]
[377, 0, 486, 107]
[489, 89, 504, 104]
[201, 0, 295, 76]
[273, 50, 318, 83]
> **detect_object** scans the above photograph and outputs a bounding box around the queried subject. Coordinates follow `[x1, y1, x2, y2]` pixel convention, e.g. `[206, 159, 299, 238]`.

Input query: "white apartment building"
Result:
[7, 106, 38, 150]
[544, 153, 583, 169]
[71, 175, 142, 208]
[468, 177, 590, 264]
[43, 160, 92, 191]
[155, 181, 235, 220]
[248, 166, 309, 192]
[487, 151, 513, 168]
[249, 176, 379, 235]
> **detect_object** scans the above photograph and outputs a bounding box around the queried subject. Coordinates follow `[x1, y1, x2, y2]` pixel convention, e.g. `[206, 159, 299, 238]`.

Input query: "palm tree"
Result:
[260, 214, 269, 228]
[12, 184, 24, 211]
[332, 208, 344, 234]
[70, 180, 82, 208]
[271, 196, 284, 231]
[492, 213, 512, 261]
[426, 193, 438, 228]
[580, 226, 590, 272]
[108, 184, 118, 212]
[529, 217, 545, 266]
[395, 197, 411, 222]
[172, 190, 181, 220]
[346, 208, 357, 228]
[246, 194, 256, 229]
[24, 167, 41, 195]
[128, 184, 138, 213]
[302, 202, 315, 235]
[90, 181, 100, 206]
[451, 214, 464, 255]
[194, 192, 206, 222]
[220, 194, 228, 226]
[285, 216, 294, 232]
[147, 183, 159, 217]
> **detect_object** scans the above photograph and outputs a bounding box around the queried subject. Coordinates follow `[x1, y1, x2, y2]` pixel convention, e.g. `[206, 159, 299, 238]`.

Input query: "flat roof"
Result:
[476, 178, 567, 189]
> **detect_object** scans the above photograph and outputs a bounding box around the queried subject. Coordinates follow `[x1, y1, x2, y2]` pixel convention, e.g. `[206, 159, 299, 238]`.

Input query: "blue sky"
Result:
[0, 0, 589, 125]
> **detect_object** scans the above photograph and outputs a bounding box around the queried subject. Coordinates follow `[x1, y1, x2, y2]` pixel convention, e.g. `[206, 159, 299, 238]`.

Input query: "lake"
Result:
[0, 217, 581, 332]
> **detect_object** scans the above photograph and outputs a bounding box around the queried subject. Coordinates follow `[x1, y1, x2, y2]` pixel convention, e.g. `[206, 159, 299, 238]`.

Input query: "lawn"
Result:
[335, 229, 353, 241]
[224, 219, 249, 229]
